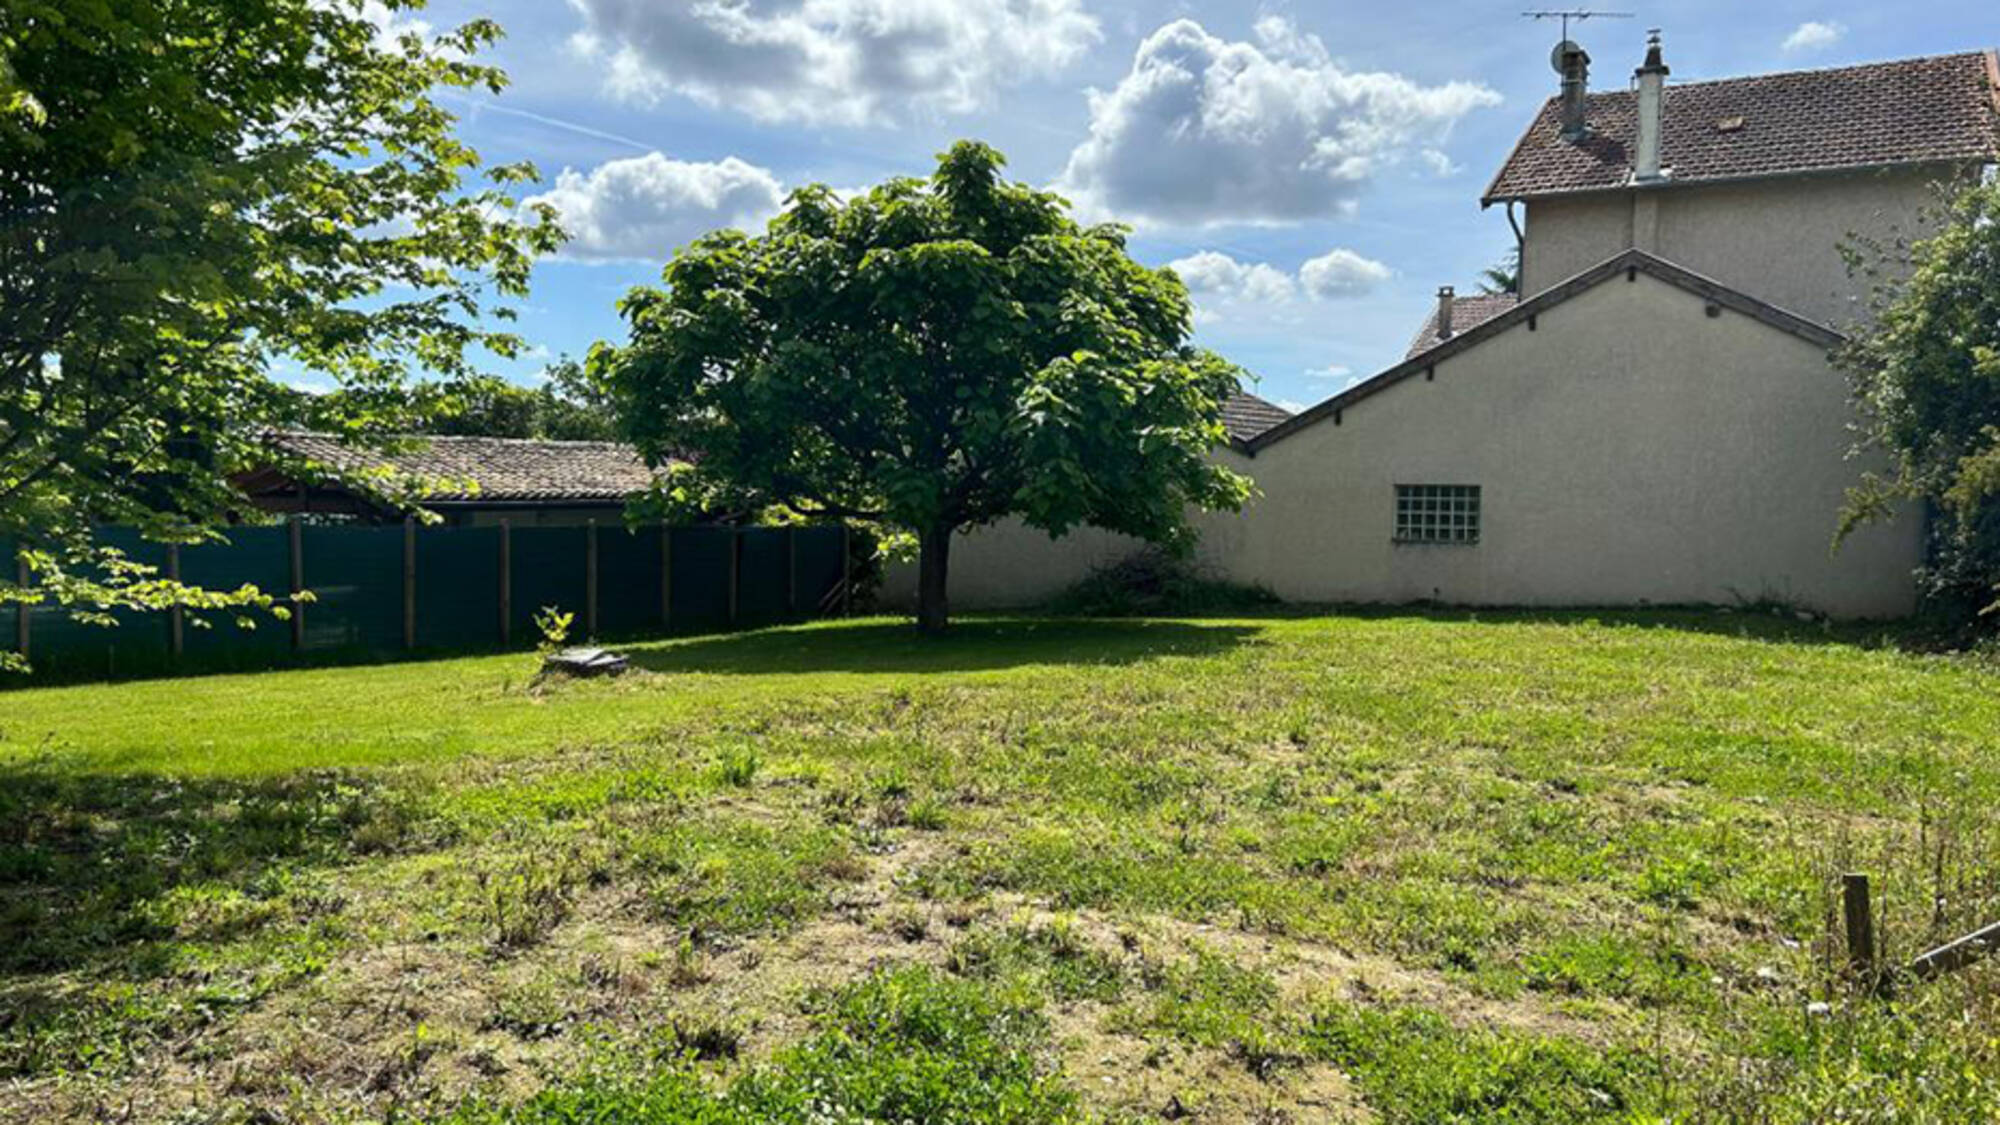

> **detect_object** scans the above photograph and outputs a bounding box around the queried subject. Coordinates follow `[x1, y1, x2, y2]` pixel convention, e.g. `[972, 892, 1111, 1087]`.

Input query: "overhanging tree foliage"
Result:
[0, 0, 561, 663]
[594, 142, 1251, 631]
[1838, 179, 2000, 629]
[422, 361, 620, 441]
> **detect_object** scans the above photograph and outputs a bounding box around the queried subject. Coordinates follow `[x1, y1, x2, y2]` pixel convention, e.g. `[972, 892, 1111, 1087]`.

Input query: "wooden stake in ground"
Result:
[1844, 872, 1877, 987]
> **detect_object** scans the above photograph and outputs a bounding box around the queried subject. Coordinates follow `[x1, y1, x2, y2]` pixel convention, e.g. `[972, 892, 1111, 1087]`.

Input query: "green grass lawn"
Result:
[3, 610, 1998, 1123]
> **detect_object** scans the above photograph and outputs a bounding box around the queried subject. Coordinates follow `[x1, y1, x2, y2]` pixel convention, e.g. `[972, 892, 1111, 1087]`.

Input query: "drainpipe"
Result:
[1504, 200, 1525, 295]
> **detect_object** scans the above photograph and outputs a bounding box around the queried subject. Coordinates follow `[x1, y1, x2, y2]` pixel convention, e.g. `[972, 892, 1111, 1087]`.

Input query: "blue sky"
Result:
[392, 0, 1996, 413]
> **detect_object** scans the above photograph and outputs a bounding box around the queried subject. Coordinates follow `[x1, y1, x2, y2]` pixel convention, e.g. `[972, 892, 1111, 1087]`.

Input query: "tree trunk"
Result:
[916, 520, 951, 633]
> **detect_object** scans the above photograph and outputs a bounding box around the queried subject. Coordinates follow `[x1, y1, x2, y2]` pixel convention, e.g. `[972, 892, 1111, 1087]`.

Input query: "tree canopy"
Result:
[1478, 247, 1520, 296]
[594, 141, 1251, 630]
[1839, 179, 2000, 629]
[0, 0, 561, 657]
[349, 361, 619, 442]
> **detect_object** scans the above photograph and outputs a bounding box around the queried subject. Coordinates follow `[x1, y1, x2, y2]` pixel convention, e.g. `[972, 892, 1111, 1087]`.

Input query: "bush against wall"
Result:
[1046, 548, 1278, 617]
[1838, 180, 2000, 633]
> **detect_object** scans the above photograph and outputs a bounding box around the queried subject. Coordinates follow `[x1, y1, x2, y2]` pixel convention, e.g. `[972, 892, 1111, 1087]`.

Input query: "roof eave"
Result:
[1479, 98, 1558, 208]
[418, 497, 635, 508]
[1244, 249, 1844, 454]
[1485, 152, 1996, 205]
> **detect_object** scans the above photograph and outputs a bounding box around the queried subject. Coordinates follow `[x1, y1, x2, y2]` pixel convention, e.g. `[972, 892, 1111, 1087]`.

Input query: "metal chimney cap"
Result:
[1637, 28, 1669, 75]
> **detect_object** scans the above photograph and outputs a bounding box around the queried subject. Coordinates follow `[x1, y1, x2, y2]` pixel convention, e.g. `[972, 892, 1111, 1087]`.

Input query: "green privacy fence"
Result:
[6, 522, 853, 679]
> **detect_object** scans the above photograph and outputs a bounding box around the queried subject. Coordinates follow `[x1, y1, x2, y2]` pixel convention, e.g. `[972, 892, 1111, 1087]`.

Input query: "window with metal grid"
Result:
[1393, 484, 1481, 544]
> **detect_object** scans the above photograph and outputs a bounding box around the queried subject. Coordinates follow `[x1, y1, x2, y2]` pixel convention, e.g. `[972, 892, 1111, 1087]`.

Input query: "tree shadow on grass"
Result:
[0, 766, 437, 1073]
[624, 617, 1267, 676]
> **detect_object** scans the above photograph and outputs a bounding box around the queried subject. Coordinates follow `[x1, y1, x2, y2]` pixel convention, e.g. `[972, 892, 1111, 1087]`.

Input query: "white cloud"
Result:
[1169, 250, 1298, 304]
[1304, 363, 1352, 381]
[522, 153, 787, 262]
[1167, 247, 1391, 323]
[565, 0, 1101, 126]
[1299, 248, 1392, 299]
[358, 0, 429, 45]
[1781, 21, 1845, 53]
[1058, 18, 1499, 228]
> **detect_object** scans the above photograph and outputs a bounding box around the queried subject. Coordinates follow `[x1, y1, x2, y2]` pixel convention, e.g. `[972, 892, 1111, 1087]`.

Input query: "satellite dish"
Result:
[1550, 39, 1587, 72]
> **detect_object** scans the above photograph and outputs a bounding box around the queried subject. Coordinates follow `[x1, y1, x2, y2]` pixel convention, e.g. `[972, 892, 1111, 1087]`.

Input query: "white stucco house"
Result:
[885, 40, 2000, 619]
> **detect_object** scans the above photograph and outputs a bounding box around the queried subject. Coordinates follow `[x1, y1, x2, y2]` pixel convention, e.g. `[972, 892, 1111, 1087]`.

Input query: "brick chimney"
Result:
[1436, 286, 1456, 340]
[1633, 30, 1669, 181]
[1559, 43, 1592, 140]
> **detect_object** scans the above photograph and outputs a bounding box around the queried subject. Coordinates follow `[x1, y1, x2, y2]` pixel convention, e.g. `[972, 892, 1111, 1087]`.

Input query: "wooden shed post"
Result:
[13, 551, 28, 661]
[498, 518, 512, 647]
[585, 519, 600, 639]
[785, 525, 798, 617]
[840, 524, 852, 617]
[288, 517, 305, 653]
[167, 543, 184, 659]
[402, 517, 417, 649]
[659, 524, 673, 630]
[728, 527, 741, 625]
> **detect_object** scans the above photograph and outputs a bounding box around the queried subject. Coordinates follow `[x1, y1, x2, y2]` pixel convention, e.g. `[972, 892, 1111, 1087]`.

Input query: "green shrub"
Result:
[1046, 548, 1278, 617]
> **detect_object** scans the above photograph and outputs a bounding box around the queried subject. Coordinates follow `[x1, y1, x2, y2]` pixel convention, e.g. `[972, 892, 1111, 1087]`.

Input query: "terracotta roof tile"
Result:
[1220, 392, 1292, 443]
[1485, 50, 2000, 202]
[264, 432, 658, 502]
[1406, 293, 1521, 359]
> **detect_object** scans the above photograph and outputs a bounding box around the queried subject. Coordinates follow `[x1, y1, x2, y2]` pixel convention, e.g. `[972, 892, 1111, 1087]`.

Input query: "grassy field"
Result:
[3, 610, 1998, 1123]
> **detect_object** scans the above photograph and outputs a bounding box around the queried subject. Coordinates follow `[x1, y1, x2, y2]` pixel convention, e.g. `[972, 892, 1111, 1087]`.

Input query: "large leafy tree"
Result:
[595, 142, 1251, 631]
[422, 361, 620, 441]
[1839, 180, 2000, 629]
[0, 0, 561, 654]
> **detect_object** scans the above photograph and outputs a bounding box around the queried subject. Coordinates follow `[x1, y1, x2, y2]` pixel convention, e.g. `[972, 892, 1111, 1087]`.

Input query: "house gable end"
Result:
[1246, 249, 1842, 454]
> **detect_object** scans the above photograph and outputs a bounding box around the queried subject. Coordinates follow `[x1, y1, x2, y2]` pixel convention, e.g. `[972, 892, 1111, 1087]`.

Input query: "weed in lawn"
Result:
[947, 918, 1127, 1004]
[476, 851, 580, 952]
[435, 966, 1080, 1124]
[1303, 1001, 1671, 1122]
[485, 971, 574, 1041]
[637, 818, 857, 945]
[906, 795, 949, 831]
[714, 749, 759, 789]
[1116, 947, 1288, 1069]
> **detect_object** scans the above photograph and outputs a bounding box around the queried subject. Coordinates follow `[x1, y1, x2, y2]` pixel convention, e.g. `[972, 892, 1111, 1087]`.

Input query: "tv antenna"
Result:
[1521, 9, 1634, 43]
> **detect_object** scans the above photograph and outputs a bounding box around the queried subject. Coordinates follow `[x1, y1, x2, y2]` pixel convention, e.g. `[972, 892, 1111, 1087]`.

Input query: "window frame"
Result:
[1392, 484, 1482, 546]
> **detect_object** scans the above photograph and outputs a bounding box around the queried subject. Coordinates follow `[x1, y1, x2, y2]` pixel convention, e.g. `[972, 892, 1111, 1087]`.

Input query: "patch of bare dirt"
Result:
[11, 822, 1652, 1124]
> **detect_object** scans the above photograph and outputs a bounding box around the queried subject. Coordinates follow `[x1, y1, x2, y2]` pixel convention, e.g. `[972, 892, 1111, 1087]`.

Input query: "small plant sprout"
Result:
[533, 605, 575, 651]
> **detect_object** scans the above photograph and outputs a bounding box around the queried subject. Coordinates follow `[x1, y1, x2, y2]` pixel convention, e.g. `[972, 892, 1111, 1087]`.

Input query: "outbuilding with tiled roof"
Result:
[237, 432, 665, 526]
